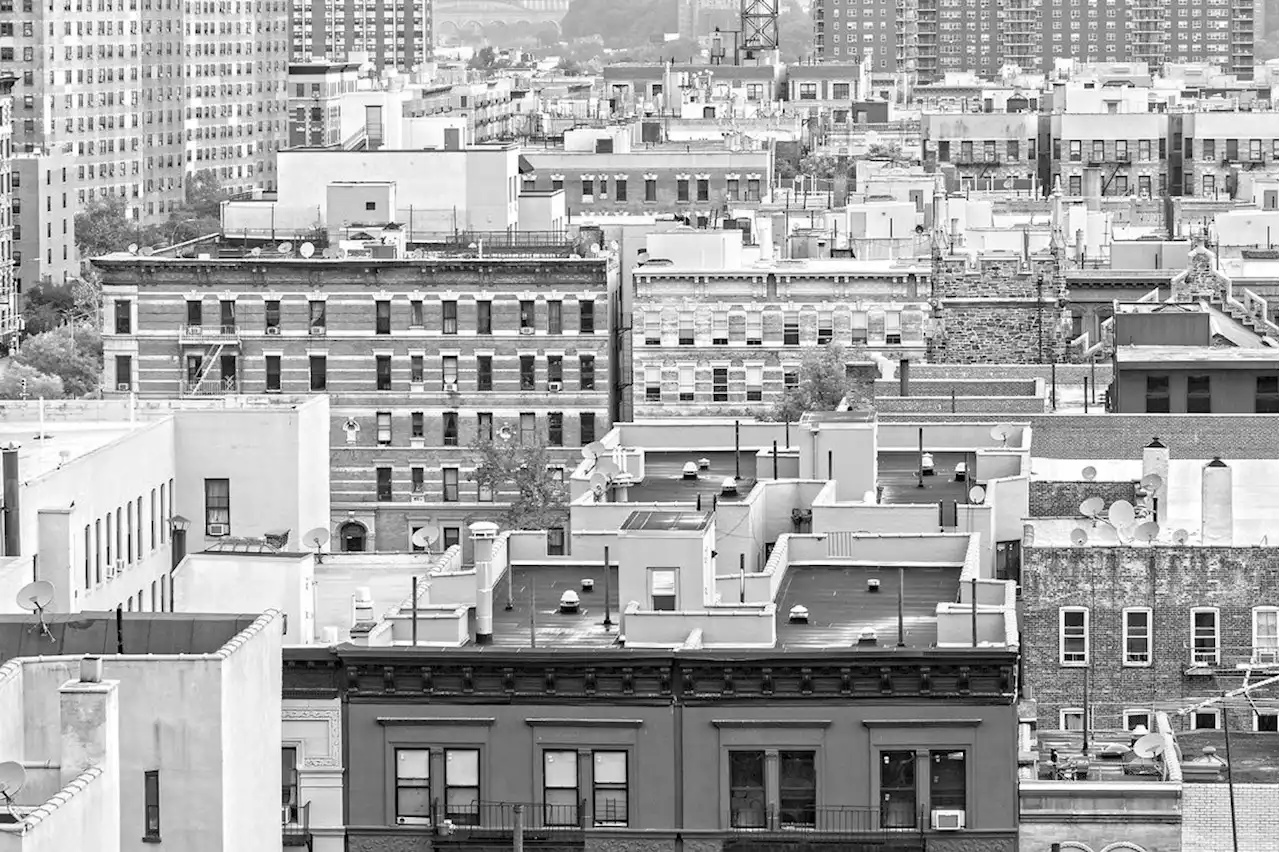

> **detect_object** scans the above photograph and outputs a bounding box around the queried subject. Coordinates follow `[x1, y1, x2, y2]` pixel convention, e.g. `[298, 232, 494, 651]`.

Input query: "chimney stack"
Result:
[1200, 457, 1233, 546]
[351, 587, 374, 629]
[1142, 437, 1170, 524]
[470, 521, 500, 645]
[59, 659, 119, 788]
[899, 359, 910, 397]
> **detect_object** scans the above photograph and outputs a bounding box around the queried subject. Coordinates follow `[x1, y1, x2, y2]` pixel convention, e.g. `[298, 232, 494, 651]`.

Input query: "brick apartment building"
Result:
[92, 251, 617, 559]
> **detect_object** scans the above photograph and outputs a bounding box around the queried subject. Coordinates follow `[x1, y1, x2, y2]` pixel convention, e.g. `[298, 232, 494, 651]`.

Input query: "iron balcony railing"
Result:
[178, 324, 241, 344]
[282, 802, 311, 848]
[728, 804, 927, 841]
[431, 798, 587, 838]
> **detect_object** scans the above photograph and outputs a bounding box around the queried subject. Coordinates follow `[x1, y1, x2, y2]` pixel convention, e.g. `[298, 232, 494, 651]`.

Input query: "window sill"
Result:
[142, 836, 162, 844]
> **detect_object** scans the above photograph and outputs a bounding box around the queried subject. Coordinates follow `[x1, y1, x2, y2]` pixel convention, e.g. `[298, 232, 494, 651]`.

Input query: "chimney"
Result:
[1074, 229, 1085, 264]
[899, 359, 910, 397]
[2, 443, 20, 557]
[351, 587, 375, 629]
[470, 521, 500, 645]
[59, 657, 120, 788]
[1201, 458, 1233, 546]
[1142, 437, 1170, 524]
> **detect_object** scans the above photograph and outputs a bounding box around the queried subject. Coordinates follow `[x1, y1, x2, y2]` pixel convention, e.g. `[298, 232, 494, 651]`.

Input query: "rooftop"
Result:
[0, 612, 261, 664]
[488, 564, 621, 649]
[774, 565, 961, 649]
[315, 553, 443, 641]
[877, 450, 973, 515]
[620, 511, 713, 532]
[624, 450, 757, 504]
[635, 257, 929, 276]
[0, 420, 149, 484]
[1115, 345, 1280, 365]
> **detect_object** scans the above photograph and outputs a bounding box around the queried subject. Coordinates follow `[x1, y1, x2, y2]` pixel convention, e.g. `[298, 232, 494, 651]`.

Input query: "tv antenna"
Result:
[989, 424, 1013, 448]
[302, 527, 330, 553]
[1081, 465, 1097, 482]
[16, 580, 55, 640]
[0, 761, 27, 822]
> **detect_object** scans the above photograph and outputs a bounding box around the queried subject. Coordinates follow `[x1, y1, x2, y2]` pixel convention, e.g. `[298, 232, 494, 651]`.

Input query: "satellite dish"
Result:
[497, 424, 513, 441]
[968, 485, 986, 503]
[299, 242, 316, 259]
[1132, 733, 1166, 759]
[278, 242, 293, 254]
[0, 761, 27, 810]
[1081, 465, 1097, 482]
[250, 247, 262, 257]
[127, 243, 139, 254]
[589, 472, 609, 496]
[16, 579, 54, 612]
[1108, 500, 1136, 528]
[586, 442, 607, 461]
[1070, 528, 1089, 546]
[411, 527, 437, 550]
[595, 458, 620, 479]
[1140, 473, 1164, 492]
[1135, 521, 1161, 544]
[421, 522, 441, 543]
[989, 425, 1012, 447]
[1173, 529, 1189, 545]
[609, 240, 620, 251]
[303, 527, 331, 551]
[1080, 497, 1105, 518]
[581, 443, 597, 462]
[139, 246, 155, 257]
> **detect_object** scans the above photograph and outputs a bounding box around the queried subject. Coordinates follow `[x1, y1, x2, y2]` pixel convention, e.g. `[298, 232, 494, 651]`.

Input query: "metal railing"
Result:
[282, 802, 311, 847]
[432, 799, 586, 837]
[728, 804, 925, 841]
[179, 324, 240, 343]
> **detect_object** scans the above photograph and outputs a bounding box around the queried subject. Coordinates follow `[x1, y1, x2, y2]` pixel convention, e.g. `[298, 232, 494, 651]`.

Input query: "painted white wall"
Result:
[174, 553, 314, 645]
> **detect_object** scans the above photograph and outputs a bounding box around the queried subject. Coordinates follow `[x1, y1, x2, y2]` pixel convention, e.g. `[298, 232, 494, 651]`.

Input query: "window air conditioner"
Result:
[310, 326, 326, 336]
[117, 383, 131, 391]
[207, 523, 229, 537]
[410, 494, 426, 504]
[115, 559, 124, 574]
[106, 563, 116, 579]
[931, 810, 965, 830]
[520, 326, 535, 335]
[265, 326, 281, 335]
[396, 815, 431, 826]
[548, 381, 562, 392]
[443, 382, 459, 392]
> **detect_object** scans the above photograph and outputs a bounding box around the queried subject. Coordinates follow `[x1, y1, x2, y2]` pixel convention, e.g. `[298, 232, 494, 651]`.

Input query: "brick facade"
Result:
[1183, 783, 1280, 852]
[1028, 481, 1138, 518]
[1021, 545, 1279, 733]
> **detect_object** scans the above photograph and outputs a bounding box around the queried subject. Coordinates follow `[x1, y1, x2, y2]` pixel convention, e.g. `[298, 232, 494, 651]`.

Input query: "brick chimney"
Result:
[59, 657, 119, 788]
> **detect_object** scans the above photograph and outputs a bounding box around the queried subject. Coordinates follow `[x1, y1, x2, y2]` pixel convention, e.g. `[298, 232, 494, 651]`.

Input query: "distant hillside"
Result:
[561, 0, 677, 45]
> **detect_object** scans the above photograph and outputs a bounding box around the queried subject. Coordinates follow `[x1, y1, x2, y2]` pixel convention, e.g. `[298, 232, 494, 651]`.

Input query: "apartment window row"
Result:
[293, 354, 597, 393]
[377, 461, 568, 504]
[538, 174, 763, 204]
[1060, 138, 1167, 163]
[1062, 705, 1279, 734]
[643, 363, 803, 403]
[1145, 375, 1278, 414]
[936, 138, 1034, 163]
[1059, 606, 1278, 667]
[641, 307, 924, 348]
[370, 411, 597, 450]
[81, 479, 173, 596]
[1187, 137, 1277, 163]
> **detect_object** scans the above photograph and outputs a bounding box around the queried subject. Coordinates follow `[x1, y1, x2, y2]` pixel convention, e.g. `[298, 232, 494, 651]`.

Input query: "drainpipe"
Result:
[2, 444, 20, 557]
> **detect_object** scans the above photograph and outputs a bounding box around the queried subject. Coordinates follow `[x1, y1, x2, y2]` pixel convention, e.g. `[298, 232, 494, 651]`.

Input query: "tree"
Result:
[468, 435, 569, 531]
[12, 324, 104, 398]
[556, 56, 583, 76]
[468, 46, 502, 71]
[763, 343, 863, 423]
[0, 363, 66, 400]
[75, 196, 141, 260]
[20, 280, 77, 337]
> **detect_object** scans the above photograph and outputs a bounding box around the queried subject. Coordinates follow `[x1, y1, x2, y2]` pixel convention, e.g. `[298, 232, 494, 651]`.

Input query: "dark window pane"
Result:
[880, 751, 916, 828]
[778, 751, 816, 827]
[729, 751, 765, 828]
[930, 750, 966, 810]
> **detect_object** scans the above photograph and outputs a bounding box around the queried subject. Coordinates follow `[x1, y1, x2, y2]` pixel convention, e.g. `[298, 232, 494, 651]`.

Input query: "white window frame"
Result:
[1190, 607, 1220, 666]
[1190, 708, 1221, 731]
[678, 364, 695, 401]
[1060, 707, 1086, 731]
[1123, 607, 1152, 667]
[1252, 606, 1278, 664]
[1059, 607, 1090, 666]
[1123, 709, 1152, 733]
[649, 568, 678, 611]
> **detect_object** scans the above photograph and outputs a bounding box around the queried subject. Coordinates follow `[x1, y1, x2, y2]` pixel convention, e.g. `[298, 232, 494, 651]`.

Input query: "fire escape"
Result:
[998, 0, 1039, 73]
[179, 300, 241, 396]
[1128, 1, 1166, 69]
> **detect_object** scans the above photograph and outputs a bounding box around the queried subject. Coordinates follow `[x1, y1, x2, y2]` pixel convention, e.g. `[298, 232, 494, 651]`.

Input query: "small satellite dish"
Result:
[1172, 529, 1189, 545]
[0, 760, 27, 813]
[989, 424, 1012, 446]
[1108, 500, 1136, 528]
[586, 441, 607, 461]
[609, 240, 620, 251]
[411, 527, 435, 550]
[1080, 497, 1105, 518]
[139, 246, 155, 257]
[1140, 473, 1164, 492]
[595, 458, 620, 479]
[589, 472, 609, 497]
[1135, 521, 1161, 544]
[581, 443, 597, 462]
[250, 247, 262, 257]
[16, 579, 54, 612]
[968, 485, 986, 503]
[299, 242, 316, 259]
[127, 243, 139, 255]
[303, 527, 331, 551]
[497, 424, 513, 441]
[1070, 528, 1089, 546]
[1081, 465, 1097, 482]
[1132, 733, 1166, 759]
[278, 242, 294, 254]
[421, 521, 441, 543]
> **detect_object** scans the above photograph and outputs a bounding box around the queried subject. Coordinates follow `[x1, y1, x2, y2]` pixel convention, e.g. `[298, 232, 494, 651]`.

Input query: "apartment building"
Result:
[12, 147, 77, 291]
[922, 112, 1040, 192]
[1177, 109, 1280, 199]
[0, 1, 289, 224]
[92, 251, 616, 558]
[289, 0, 433, 70]
[1048, 109, 1172, 200]
[0, 74, 13, 338]
[287, 61, 362, 148]
[813, 0, 914, 75]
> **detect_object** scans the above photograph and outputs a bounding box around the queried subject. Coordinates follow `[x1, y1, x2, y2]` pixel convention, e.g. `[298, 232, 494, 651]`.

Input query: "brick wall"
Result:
[929, 304, 1069, 364]
[1028, 480, 1138, 517]
[873, 379, 1039, 397]
[1183, 783, 1280, 852]
[1021, 546, 1279, 733]
[875, 395, 1048, 414]
[904, 363, 1114, 386]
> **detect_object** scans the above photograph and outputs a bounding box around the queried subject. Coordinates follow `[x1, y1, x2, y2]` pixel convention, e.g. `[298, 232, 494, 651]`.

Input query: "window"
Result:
[520, 355, 535, 390]
[697, 178, 709, 201]
[1186, 374, 1211, 413]
[880, 751, 916, 828]
[477, 356, 493, 391]
[376, 356, 392, 390]
[580, 300, 596, 334]
[1192, 709, 1221, 731]
[1256, 376, 1278, 413]
[442, 300, 458, 335]
[593, 751, 628, 826]
[783, 312, 800, 345]
[817, 312, 833, 345]
[726, 179, 740, 201]
[746, 313, 762, 345]
[265, 356, 281, 391]
[282, 748, 299, 823]
[445, 749, 480, 825]
[547, 527, 566, 556]
[1060, 708, 1086, 731]
[395, 749, 431, 823]
[543, 751, 579, 826]
[115, 355, 133, 391]
[1253, 606, 1278, 664]
[411, 356, 425, 384]
[747, 179, 761, 201]
[712, 311, 729, 345]
[520, 300, 535, 331]
[547, 301, 562, 334]
[645, 366, 662, 401]
[186, 300, 203, 327]
[374, 300, 391, 334]
[616, 179, 627, 202]
[783, 368, 799, 390]
[442, 468, 459, 502]
[309, 356, 327, 391]
[1191, 608, 1219, 665]
[443, 412, 459, 447]
[376, 467, 393, 502]
[204, 479, 229, 535]
[1124, 710, 1152, 734]
[677, 178, 689, 202]
[411, 467, 426, 496]
[650, 569, 676, 610]
[1145, 376, 1170, 413]
[520, 413, 537, 445]
[1202, 139, 1215, 160]
[745, 365, 762, 402]
[930, 750, 965, 811]
[580, 413, 596, 445]
[477, 413, 494, 443]
[115, 300, 132, 334]
[579, 355, 595, 391]
[1060, 607, 1089, 665]
[548, 355, 563, 387]
[779, 751, 816, 827]
[994, 541, 1021, 584]
[645, 178, 657, 202]
[442, 356, 459, 390]
[477, 301, 492, 335]
[678, 365, 695, 401]
[144, 771, 160, 841]
[1124, 608, 1152, 666]
[728, 751, 765, 828]
[410, 300, 425, 328]
[376, 412, 392, 446]
[548, 413, 563, 446]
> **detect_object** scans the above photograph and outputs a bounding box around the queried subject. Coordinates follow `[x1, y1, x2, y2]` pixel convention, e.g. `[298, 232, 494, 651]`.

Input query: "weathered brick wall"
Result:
[904, 363, 1114, 386]
[873, 379, 1039, 397]
[875, 395, 1048, 414]
[1183, 783, 1280, 852]
[1022, 546, 1279, 733]
[929, 305, 1069, 364]
[1019, 809, 1181, 852]
[1028, 480, 1137, 517]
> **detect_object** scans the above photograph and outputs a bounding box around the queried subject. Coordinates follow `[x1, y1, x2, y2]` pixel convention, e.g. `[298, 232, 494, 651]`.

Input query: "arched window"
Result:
[340, 522, 367, 553]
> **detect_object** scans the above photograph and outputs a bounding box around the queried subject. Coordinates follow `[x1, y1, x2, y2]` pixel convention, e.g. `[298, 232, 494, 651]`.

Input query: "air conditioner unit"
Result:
[310, 326, 326, 336]
[410, 494, 426, 504]
[443, 382, 459, 392]
[282, 806, 293, 825]
[265, 326, 281, 335]
[115, 559, 124, 574]
[187, 325, 203, 335]
[117, 383, 131, 392]
[105, 563, 116, 579]
[207, 523, 229, 537]
[520, 326, 535, 335]
[548, 381, 562, 392]
[931, 810, 965, 831]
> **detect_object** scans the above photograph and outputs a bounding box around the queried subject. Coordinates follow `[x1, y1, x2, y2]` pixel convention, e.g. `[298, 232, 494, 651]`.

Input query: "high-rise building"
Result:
[814, 0, 1260, 82]
[12, 147, 79, 294]
[0, 74, 15, 339]
[0, 2, 290, 225]
[289, 0, 433, 71]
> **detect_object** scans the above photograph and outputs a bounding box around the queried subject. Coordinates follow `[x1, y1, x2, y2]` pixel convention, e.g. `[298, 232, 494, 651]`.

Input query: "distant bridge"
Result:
[435, 0, 571, 39]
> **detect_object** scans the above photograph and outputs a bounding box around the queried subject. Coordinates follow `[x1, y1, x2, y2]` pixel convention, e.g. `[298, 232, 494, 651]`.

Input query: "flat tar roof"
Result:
[0, 612, 260, 663]
[1116, 345, 1280, 366]
[488, 564, 621, 649]
[624, 450, 756, 504]
[0, 421, 150, 484]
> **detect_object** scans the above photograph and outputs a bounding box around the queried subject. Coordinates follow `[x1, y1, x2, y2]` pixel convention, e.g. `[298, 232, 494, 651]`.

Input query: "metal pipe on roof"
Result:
[772, 441, 778, 480]
[970, 577, 978, 649]
[602, 546, 613, 630]
[411, 576, 418, 647]
[734, 420, 741, 479]
[896, 566, 905, 647]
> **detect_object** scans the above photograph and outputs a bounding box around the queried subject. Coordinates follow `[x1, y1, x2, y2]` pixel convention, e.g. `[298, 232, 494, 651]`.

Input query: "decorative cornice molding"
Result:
[712, 719, 833, 729]
[376, 716, 496, 727]
[524, 718, 645, 728]
[282, 706, 342, 768]
[862, 718, 983, 728]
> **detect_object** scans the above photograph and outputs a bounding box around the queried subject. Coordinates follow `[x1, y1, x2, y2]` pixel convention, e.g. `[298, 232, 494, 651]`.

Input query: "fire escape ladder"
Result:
[190, 343, 224, 394]
[1101, 161, 1122, 195]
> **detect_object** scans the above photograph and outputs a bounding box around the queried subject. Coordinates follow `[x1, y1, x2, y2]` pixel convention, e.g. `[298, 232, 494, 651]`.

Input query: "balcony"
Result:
[283, 802, 312, 850]
[179, 377, 239, 397]
[726, 805, 925, 851]
[179, 323, 241, 345]
[431, 799, 586, 848]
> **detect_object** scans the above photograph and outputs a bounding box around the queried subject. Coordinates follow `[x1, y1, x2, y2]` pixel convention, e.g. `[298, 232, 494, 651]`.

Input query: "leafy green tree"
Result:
[20, 280, 77, 337]
[0, 363, 66, 400]
[75, 197, 143, 260]
[763, 343, 863, 422]
[13, 324, 104, 398]
[468, 434, 569, 531]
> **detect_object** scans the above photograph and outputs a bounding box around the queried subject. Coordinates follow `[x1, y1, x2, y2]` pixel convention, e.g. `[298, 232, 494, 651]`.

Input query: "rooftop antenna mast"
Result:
[739, 0, 779, 60]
